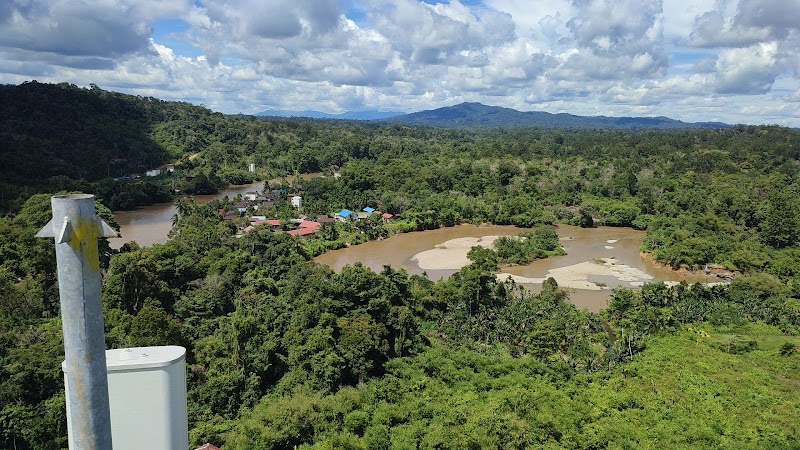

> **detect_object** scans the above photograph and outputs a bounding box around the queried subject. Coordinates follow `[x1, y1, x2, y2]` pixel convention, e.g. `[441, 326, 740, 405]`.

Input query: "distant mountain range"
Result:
[257, 109, 401, 120]
[259, 102, 731, 129]
[387, 102, 731, 129]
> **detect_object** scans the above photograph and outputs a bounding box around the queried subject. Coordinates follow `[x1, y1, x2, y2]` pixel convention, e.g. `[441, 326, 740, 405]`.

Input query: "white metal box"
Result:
[63, 346, 188, 450]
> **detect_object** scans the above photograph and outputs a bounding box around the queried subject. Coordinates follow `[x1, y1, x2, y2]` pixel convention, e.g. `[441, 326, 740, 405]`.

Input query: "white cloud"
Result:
[688, 9, 771, 47]
[735, 0, 800, 32]
[714, 42, 781, 94]
[486, 0, 572, 42]
[366, 0, 515, 65]
[661, 0, 715, 40]
[687, 0, 800, 48]
[551, 0, 669, 81]
[0, 0, 194, 67]
[0, 0, 798, 126]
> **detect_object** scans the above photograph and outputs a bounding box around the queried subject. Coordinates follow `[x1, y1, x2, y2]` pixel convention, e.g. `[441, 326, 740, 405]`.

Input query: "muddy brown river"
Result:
[109, 173, 323, 249]
[109, 181, 710, 312]
[314, 224, 710, 312]
[108, 181, 266, 248]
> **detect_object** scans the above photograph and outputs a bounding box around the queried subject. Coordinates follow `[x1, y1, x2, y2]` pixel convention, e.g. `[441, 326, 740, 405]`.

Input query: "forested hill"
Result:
[0, 81, 216, 185]
[0, 81, 260, 212]
[389, 102, 732, 129]
[0, 82, 728, 196]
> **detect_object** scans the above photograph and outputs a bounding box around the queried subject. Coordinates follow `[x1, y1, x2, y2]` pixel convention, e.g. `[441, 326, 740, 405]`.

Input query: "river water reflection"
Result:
[108, 181, 266, 248]
[314, 224, 710, 312]
[109, 173, 323, 249]
[110, 184, 708, 312]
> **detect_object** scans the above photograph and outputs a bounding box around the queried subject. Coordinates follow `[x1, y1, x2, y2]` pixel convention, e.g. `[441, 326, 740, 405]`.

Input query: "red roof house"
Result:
[288, 227, 317, 236]
[195, 444, 220, 450]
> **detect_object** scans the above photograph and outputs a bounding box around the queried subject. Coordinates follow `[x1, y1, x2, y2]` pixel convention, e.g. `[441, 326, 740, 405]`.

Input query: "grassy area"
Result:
[581, 325, 800, 449]
[707, 322, 800, 352]
[226, 326, 800, 449]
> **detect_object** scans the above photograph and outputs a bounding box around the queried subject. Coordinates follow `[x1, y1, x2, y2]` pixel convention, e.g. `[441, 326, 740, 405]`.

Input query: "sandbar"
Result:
[410, 236, 726, 292]
[412, 238, 655, 290]
[497, 258, 654, 290]
[411, 236, 505, 270]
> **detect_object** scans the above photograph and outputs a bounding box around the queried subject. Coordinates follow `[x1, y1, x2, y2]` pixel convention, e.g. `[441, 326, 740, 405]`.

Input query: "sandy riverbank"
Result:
[639, 252, 737, 280]
[411, 236, 658, 290]
[497, 258, 654, 290]
[411, 236, 506, 270]
[410, 235, 731, 292]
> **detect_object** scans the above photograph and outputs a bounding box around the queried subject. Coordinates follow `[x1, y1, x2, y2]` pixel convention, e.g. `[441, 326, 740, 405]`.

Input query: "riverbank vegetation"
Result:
[1, 82, 799, 448]
[492, 227, 566, 265]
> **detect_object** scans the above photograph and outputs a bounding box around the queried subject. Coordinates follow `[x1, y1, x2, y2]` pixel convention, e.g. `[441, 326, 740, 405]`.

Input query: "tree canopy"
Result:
[1, 82, 799, 449]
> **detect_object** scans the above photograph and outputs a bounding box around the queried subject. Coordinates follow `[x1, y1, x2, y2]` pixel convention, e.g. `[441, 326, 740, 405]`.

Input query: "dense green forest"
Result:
[1, 82, 799, 449]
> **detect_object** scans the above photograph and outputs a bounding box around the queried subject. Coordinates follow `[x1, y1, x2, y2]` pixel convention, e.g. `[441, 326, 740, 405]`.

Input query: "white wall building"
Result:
[291, 195, 302, 209]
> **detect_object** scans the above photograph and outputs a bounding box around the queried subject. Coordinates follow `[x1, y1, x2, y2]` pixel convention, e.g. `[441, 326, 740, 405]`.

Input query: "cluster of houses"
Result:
[145, 164, 175, 177]
[114, 163, 196, 190]
[334, 207, 394, 221]
[220, 189, 394, 238]
[113, 164, 176, 181]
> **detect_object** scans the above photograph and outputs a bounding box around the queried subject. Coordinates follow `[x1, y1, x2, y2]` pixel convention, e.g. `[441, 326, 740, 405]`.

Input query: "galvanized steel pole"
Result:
[36, 194, 117, 450]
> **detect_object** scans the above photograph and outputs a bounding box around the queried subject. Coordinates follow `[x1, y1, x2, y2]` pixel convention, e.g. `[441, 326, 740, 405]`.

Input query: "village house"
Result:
[335, 209, 354, 221]
[287, 220, 321, 237]
[144, 164, 175, 177]
[195, 444, 220, 450]
[287, 227, 316, 236]
[221, 211, 239, 221]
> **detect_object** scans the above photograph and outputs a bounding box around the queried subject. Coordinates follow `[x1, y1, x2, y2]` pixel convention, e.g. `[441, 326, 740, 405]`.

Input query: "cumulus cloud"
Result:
[735, 0, 800, 32]
[688, 0, 800, 47]
[366, 0, 515, 65]
[0, 0, 799, 126]
[661, 0, 715, 39]
[486, 0, 572, 42]
[693, 57, 717, 73]
[0, 3, 147, 58]
[567, 0, 662, 53]
[181, 1, 400, 86]
[683, 0, 799, 97]
[688, 9, 770, 47]
[0, 0, 193, 69]
[555, 0, 669, 80]
[713, 42, 781, 94]
[201, 0, 340, 41]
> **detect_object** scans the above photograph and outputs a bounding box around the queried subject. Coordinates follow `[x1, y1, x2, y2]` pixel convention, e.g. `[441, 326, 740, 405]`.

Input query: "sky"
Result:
[1, 0, 799, 126]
